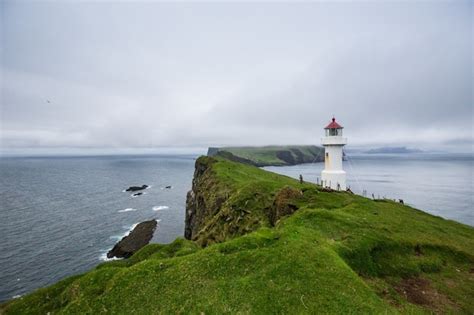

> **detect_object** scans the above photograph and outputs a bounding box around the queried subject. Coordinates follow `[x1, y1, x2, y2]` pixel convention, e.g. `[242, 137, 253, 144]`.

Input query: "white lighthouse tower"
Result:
[321, 117, 347, 190]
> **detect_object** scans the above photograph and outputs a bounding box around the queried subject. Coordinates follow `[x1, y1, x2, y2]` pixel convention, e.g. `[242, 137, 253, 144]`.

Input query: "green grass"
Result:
[210, 145, 324, 166]
[2, 157, 473, 314]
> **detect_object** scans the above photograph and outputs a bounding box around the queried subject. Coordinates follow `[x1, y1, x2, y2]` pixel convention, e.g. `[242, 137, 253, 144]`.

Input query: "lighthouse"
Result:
[321, 117, 347, 190]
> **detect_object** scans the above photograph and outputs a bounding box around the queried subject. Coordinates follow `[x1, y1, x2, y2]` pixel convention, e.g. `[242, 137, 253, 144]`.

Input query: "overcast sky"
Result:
[1, 1, 472, 155]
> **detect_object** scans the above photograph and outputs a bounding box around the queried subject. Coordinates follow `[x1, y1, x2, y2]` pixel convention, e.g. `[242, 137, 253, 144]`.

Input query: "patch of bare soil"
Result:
[395, 277, 458, 313]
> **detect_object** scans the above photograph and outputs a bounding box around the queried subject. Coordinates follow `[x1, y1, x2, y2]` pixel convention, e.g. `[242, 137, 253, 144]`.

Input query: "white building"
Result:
[321, 117, 347, 190]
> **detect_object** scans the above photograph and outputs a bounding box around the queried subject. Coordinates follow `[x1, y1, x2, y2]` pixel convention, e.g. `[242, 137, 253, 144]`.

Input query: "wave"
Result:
[110, 223, 139, 241]
[131, 192, 147, 198]
[152, 206, 169, 211]
[123, 223, 139, 235]
[99, 252, 123, 262]
[118, 208, 137, 213]
[109, 235, 122, 241]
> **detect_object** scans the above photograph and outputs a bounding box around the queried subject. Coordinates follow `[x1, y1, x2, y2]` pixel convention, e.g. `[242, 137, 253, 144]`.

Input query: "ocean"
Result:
[0, 153, 472, 302]
[0, 155, 196, 302]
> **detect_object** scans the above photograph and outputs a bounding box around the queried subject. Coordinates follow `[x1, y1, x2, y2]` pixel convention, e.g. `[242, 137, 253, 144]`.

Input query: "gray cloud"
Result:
[1, 1, 472, 154]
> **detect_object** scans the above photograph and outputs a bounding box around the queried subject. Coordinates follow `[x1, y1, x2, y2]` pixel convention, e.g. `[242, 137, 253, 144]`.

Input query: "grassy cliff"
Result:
[207, 145, 324, 166]
[2, 157, 474, 314]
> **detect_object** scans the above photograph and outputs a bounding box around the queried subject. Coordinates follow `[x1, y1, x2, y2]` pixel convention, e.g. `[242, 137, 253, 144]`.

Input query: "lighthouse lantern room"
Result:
[321, 117, 347, 190]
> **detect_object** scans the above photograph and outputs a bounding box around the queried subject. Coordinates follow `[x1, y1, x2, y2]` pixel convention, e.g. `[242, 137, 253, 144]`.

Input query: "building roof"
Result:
[324, 117, 343, 129]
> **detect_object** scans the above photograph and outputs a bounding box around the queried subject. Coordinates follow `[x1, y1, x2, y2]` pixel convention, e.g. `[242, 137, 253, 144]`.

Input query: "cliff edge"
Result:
[2, 156, 474, 314]
[185, 156, 303, 246]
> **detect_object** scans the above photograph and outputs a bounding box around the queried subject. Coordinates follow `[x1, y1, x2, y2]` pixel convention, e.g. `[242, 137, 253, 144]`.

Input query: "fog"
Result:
[1, 1, 472, 155]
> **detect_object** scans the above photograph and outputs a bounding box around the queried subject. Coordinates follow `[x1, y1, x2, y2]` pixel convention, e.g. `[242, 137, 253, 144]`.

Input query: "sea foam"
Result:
[118, 208, 137, 213]
[152, 206, 169, 211]
[123, 223, 139, 235]
[99, 252, 122, 262]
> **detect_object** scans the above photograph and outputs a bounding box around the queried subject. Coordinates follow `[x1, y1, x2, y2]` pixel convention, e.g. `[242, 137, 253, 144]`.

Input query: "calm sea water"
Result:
[0, 153, 472, 302]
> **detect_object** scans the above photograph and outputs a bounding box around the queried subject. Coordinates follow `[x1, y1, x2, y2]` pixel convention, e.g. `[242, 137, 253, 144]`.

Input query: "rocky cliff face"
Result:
[184, 156, 219, 241]
[185, 156, 304, 246]
[185, 156, 236, 246]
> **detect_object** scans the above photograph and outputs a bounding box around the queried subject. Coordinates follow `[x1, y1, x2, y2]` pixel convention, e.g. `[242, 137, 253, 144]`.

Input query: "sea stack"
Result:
[107, 220, 157, 259]
[321, 117, 347, 190]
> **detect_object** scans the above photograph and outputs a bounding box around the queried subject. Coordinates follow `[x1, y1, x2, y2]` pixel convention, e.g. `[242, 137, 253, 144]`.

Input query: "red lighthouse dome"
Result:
[324, 117, 343, 129]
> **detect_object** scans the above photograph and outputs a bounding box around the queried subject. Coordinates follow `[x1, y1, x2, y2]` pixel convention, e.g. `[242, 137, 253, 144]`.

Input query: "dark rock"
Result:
[126, 185, 148, 192]
[107, 220, 157, 259]
[184, 190, 195, 240]
[185, 157, 222, 242]
[165, 185, 172, 189]
[268, 186, 302, 226]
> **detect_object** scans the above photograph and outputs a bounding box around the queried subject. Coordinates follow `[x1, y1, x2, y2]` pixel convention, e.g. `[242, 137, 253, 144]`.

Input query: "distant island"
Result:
[365, 146, 423, 154]
[3, 155, 473, 314]
[207, 145, 324, 166]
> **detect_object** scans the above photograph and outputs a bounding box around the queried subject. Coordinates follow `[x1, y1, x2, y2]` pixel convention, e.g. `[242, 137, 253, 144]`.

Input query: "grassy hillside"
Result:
[2, 157, 474, 314]
[207, 145, 324, 166]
